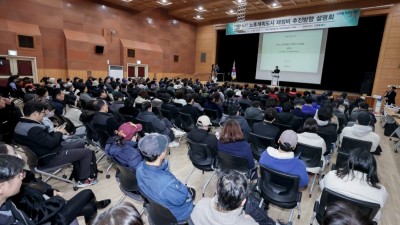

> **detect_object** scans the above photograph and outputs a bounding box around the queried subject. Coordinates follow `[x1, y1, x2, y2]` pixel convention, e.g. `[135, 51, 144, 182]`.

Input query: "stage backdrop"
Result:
[216, 15, 386, 94]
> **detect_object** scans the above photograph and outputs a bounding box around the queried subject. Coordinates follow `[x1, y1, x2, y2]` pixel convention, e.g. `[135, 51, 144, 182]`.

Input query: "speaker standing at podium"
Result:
[273, 66, 280, 74]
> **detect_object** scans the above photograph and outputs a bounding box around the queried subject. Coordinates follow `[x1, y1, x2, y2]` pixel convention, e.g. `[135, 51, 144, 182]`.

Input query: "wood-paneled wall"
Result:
[194, 25, 217, 75]
[372, 4, 400, 103]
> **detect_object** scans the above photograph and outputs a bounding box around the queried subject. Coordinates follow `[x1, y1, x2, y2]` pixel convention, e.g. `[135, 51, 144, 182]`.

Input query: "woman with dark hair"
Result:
[322, 201, 373, 225]
[218, 120, 255, 179]
[91, 202, 143, 225]
[320, 148, 388, 223]
[297, 118, 326, 173]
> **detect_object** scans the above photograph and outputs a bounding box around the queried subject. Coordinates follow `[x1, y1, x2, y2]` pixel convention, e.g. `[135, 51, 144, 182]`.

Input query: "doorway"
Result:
[0, 56, 38, 83]
[127, 63, 148, 78]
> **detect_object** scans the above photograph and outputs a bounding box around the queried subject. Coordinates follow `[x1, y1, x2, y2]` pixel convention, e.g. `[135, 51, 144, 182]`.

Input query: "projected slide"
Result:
[256, 29, 328, 84]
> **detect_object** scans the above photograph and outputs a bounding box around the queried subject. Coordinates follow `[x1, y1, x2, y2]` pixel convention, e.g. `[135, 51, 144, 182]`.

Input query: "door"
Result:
[0, 56, 37, 83]
[127, 63, 148, 79]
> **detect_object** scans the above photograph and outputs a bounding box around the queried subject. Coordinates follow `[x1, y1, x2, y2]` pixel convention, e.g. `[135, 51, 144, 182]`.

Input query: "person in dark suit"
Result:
[273, 66, 280, 74]
[384, 86, 397, 105]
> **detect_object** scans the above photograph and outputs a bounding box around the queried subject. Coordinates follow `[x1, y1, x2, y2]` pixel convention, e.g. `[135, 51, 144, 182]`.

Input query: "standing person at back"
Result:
[384, 86, 396, 105]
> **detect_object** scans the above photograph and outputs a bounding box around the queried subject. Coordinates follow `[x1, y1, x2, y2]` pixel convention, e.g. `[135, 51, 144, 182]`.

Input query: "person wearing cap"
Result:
[105, 122, 143, 170]
[222, 105, 251, 141]
[136, 133, 195, 222]
[187, 115, 218, 157]
[340, 113, 380, 153]
[259, 130, 309, 188]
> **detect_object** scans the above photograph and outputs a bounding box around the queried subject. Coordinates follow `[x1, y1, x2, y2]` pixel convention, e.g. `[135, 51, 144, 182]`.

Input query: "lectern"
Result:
[271, 72, 280, 86]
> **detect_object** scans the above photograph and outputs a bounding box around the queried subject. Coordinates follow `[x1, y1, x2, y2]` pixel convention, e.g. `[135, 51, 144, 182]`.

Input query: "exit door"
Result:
[127, 63, 148, 78]
[0, 56, 38, 83]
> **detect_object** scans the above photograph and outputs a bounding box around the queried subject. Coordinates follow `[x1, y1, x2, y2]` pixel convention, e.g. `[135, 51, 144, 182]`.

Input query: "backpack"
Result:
[69, 151, 102, 182]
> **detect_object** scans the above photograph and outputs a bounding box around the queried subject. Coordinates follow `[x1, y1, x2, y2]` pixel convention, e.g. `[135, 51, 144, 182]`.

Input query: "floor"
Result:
[46, 117, 400, 225]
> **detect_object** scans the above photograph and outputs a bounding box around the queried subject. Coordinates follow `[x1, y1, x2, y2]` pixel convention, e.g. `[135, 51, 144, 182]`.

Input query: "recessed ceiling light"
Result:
[194, 6, 207, 12]
[101, 5, 106, 9]
[268, 1, 282, 9]
[225, 9, 237, 15]
[156, 0, 172, 6]
[193, 15, 204, 20]
[121, 0, 133, 2]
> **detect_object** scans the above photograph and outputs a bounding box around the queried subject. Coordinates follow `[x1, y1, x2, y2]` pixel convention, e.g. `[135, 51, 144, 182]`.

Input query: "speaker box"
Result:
[95, 45, 104, 54]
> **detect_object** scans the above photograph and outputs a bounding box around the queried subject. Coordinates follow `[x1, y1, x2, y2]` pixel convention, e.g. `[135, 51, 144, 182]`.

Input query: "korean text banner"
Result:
[226, 9, 360, 35]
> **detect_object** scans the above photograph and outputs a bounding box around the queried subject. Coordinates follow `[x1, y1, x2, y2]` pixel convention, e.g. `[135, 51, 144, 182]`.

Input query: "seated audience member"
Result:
[297, 118, 326, 173]
[92, 99, 121, 137]
[91, 202, 143, 225]
[136, 134, 195, 222]
[119, 97, 140, 117]
[0, 144, 110, 225]
[14, 101, 97, 187]
[41, 101, 57, 133]
[190, 170, 289, 225]
[111, 84, 123, 100]
[314, 107, 338, 149]
[349, 102, 376, 126]
[134, 90, 150, 107]
[50, 88, 65, 116]
[259, 130, 309, 188]
[238, 91, 252, 106]
[105, 122, 143, 170]
[253, 108, 280, 141]
[332, 100, 348, 133]
[187, 115, 218, 157]
[64, 95, 86, 136]
[181, 93, 201, 121]
[0, 94, 23, 143]
[340, 114, 380, 153]
[292, 101, 309, 120]
[0, 155, 34, 225]
[204, 93, 223, 118]
[244, 100, 263, 121]
[173, 89, 187, 106]
[218, 120, 256, 179]
[320, 148, 388, 223]
[292, 93, 305, 106]
[276, 103, 301, 132]
[161, 93, 182, 126]
[322, 201, 374, 225]
[301, 96, 317, 116]
[137, 101, 180, 148]
[223, 90, 239, 107]
[222, 105, 251, 141]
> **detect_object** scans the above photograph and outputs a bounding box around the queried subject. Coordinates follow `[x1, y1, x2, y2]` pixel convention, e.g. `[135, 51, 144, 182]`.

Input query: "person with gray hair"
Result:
[136, 133, 195, 222]
[190, 170, 290, 225]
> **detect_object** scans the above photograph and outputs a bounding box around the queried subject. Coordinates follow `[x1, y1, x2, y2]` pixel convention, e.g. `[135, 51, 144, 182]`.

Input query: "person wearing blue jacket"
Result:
[105, 122, 143, 170]
[259, 130, 309, 188]
[136, 133, 194, 222]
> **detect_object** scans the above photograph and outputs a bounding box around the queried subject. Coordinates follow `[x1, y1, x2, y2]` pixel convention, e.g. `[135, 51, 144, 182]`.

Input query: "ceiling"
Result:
[95, 0, 399, 24]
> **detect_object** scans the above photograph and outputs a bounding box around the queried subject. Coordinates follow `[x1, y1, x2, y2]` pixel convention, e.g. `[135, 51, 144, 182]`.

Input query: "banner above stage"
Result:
[226, 9, 360, 35]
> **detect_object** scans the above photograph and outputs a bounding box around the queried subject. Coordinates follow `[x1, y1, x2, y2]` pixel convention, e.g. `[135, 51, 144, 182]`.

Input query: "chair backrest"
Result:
[160, 108, 173, 121]
[334, 151, 350, 170]
[139, 190, 179, 225]
[187, 139, 215, 170]
[204, 108, 219, 120]
[92, 123, 112, 149]
[83, 121, 99, 143]
[239, 103, 250, 111]
[316, 188, 381, 224]
[173, 102, 183, 109]
[246, 118, 262, 129]
[179, 112, 195, 132]
[340, 136, 372, 154]
[115, 163, 139, 193]
[259, 164, 300, 206]
[134, 118, 156, 133]
[135, 103, 143, 111]
[295, 142, 323, 168]
[273, 122, 292, 133]
[317, 131, 335, 151]
[249, 132, 275, 161]
[217, 151, 249, 177]
[152, 107, 162, 117]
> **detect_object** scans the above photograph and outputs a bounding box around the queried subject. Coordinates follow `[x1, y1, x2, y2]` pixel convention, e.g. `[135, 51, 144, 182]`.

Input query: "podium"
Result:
[271, 72, 280, 86]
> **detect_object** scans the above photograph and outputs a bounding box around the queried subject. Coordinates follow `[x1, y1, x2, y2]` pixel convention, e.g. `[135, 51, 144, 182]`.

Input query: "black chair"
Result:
[185, 139, 217, 197]
[239, 102, 251, 112]
[217, 151, 253, 179]
[340, 136, 372, 154]
[332, 151, 350, 170]
[249, 132, 276, 161]
[178, 112, 195, 132]
[246, 118, 263, 130]
[134, 118, 156, 134]
[173, 102, 184, 110]
[258, 165, 302, 222]
[203, 108, 220, 127]
[295, 143, 324, 197]
[17, 144, 78, 191]
[317, 130, 337, 153]
[310, 188, 380, 225]
[152, 107, 162, 118]
[114, 162, 144, 206]
[139, 190, 187, 225]
[135, 103, 143, 112]
[160, 108, 176, 125]
[273, 122, 292, 133]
